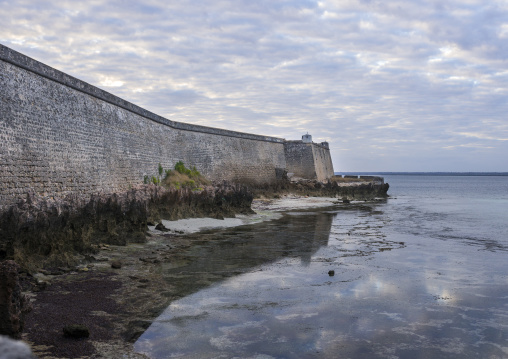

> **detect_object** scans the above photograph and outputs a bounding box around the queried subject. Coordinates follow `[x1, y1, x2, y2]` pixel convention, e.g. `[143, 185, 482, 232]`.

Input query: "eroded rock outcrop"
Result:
[0, 183, 253, 271]
[0, 261, 31, 339]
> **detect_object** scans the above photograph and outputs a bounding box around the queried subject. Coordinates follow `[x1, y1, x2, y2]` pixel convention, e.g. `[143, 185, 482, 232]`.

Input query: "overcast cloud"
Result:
[1, 0, 507, 171]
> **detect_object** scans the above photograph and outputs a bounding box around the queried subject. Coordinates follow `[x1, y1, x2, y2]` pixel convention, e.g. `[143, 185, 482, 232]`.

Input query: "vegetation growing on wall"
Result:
[144, 162, 210, 190]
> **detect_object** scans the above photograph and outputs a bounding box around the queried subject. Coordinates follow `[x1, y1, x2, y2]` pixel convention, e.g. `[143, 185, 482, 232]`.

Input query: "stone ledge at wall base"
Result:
[0, 183, 254, 272]
[249, 176, 389, 200]
[340, 175, 384, 182]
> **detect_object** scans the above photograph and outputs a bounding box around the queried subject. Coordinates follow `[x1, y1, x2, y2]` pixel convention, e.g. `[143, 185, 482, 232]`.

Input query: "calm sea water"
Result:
[135, 175, 508, 358]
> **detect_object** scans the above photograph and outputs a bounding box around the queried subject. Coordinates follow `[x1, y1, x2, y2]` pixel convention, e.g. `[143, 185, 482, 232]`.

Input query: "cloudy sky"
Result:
[2, 0, 507, 172]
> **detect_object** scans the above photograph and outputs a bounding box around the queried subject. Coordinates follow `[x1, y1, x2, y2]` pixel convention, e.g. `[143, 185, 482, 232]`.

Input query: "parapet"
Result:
[0, 44, 283, 144]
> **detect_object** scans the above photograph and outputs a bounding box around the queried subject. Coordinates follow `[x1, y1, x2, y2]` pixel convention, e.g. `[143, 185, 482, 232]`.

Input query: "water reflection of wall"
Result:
[298, 212, 334, 265]
[160, 212, 334, 304]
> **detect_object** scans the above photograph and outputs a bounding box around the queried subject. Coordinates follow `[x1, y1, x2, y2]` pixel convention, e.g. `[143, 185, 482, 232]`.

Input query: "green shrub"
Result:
[144, 161, 209, 190]
[174, 161, 189, 175]
[151, 176, 160, 185]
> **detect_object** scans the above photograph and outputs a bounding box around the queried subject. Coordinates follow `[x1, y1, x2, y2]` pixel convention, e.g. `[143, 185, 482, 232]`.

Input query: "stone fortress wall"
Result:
[284, 134, 334, 182]
[0, 44, 333, 211]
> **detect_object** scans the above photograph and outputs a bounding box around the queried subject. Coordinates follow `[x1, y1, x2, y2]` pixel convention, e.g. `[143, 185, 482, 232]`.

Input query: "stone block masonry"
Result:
[284, 141, 334, 182]
[0, 44, 289, 211]
[0, 44, 333, 211]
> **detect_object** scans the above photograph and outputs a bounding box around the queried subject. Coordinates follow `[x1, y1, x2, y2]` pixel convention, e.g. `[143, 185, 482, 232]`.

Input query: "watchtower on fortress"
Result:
[302, 133, 312, 143]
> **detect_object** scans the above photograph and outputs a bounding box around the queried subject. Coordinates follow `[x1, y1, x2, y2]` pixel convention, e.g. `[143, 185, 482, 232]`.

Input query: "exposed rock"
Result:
[0, 335, 35, 359]
[111, 260, 122, 269]
[63, 324, 90, 339]
[139, 257, 160, 264]
[328, 270, 335, 276]
[0, 261, 32, 339]
[0, 182, 255, 271]
[250, 177, 389, 200]
[155, 222, 169, 232]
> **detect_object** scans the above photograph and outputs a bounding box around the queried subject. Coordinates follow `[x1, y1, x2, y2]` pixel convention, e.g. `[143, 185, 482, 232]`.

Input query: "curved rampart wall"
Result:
[0, 45, 286, 211]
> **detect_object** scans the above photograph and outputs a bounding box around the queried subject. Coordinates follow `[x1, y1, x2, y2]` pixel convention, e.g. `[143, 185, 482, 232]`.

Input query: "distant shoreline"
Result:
[338, 172, 508, 177]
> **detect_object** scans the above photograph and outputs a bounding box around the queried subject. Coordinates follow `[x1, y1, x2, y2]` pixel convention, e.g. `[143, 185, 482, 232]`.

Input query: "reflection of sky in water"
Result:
[135, 177, 508, 358]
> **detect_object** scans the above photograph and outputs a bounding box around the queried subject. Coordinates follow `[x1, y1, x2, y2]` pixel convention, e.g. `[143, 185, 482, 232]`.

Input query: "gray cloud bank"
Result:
[2, 0, 507, 171]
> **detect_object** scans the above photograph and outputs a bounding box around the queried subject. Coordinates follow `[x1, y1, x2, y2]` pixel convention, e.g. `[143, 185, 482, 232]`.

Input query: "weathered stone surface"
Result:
[0, 261, 31, 338]
[0, 45, 341, 216]
[284, 141, 334, 182]
[0, 46, 289, 213]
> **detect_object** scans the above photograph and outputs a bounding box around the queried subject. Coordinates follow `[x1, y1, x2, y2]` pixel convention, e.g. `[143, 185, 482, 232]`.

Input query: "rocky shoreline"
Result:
[0, 178, 388, 358]
[251, 176, 389, 200]
[0, 182, 253, 272]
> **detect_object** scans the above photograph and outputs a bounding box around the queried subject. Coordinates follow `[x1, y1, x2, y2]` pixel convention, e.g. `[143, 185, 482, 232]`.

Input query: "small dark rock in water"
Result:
[63, 324, 89, 339]
[111, 260, 122, 269]
[328, 270, 335, 276]
[342, 198, 350, 204]
[155, 223, 169, 232]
